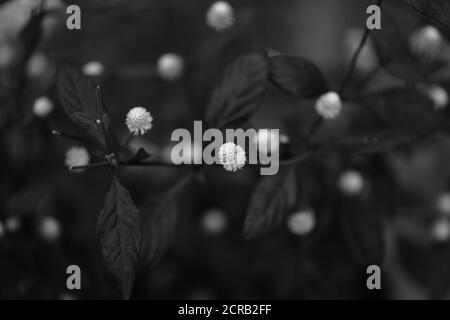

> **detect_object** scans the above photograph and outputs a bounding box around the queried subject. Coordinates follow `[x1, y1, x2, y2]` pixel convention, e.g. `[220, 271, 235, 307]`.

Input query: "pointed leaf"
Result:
[97, 178, 141, 299]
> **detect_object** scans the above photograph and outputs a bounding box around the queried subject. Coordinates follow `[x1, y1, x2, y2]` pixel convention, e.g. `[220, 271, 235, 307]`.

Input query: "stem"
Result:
[96, 86, 113, 153]
[70, 161, 109, 171]
[52, 130, 91, 145]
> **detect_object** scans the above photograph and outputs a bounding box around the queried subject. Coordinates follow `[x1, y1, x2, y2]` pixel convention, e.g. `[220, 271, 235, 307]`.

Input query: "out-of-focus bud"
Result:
[409, 25, 443, 59]
[0, 41, 16, 67]
[437, 192, 450, 216]
[26, 52, 50, 78]
[65, 146, 90, 172]
[279, 134, 290, 144]
[253, 129, 279, 155]
[431, 217, 450, 242]
[315, 91, 342, 120]
[33, 96, 54, 118]
[206, 1, 235, 32]
[343, 28, 378, 73]
[338, 170, 364, 196]
[82, 61, 104, 77]
[201, 208, 227, 234]
[38, 216, 61, 241]
[287, 209, 315, 236]
[5, 216, 20, 233]
[425, 85, 448, 110]
[156, 53, 184, 82]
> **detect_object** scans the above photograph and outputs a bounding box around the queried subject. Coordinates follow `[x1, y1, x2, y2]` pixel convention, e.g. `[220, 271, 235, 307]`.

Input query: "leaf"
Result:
[56, 60, 108, 150]
[359, 87, 450, 134]
[406, 0, 450, 30]
[243, 167, 297, 239]
[140, 174, 193, 268]
[268, 55, 330, 99]
[97, 178, 141, 299]
[340, 202, 385, 266]
[205, 52, 269, 128]
[371, 9, 445, 82]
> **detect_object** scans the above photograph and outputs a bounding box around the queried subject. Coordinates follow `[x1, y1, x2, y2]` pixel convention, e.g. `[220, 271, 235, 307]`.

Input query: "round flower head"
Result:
[409, 25, 443, 59]
[431, 217, 450, 242]
[206, 1, 235, 32]
[26, 53, 50, 78]
[287, 209, 315, 236]
[338, 170, 364, 196]
[33, 96, 54, 118]
[156, 53, 184, 82]
[126, 106, 153, 135]
[82, 61, 104, 77]
[0, 41, 16, 67]
[65, 146, 90, 172]
[218, 142, 246, 172]
[39, 216, 61, 241]
[426, 85, 448, 110]
[315, 91, 342, 120]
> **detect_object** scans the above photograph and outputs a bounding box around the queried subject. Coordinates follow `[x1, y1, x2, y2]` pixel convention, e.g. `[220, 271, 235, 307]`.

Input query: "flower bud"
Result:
[206, 1, 235, 32]
[431, 217, 450, 242]
[82, 61, 104, 77]
[65, 146, 90, 172]
[156, 53, 184, 81]
[338, 170, 364, 196]
[201, 208, 227, 234]
[426, 85, 448, 110]
[279, 134, 290, 144]
[26, 53, 50, 78]
[38, 216, 61, 241]
[126, 106, 153, 135]
[33, 96, 54, 118]
[5, 217, 20, 233]
[315, 91, 342, 120]
[409, 25, 443, 59]
[287, 209, 315, 236]
[218, 142, 246, 172]
[437, 192, 450, 216]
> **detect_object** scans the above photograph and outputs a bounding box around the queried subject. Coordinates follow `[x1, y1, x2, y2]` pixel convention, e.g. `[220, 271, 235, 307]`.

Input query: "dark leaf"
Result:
[340, 202, 385, 266]
[268, 55, 330, 99]
[97, 178, 141, 299]
[131, 148, 151, 163]
[243, 167, 297, 239]
[205, 52, 269, 128]
[56, 60, 108, 150]
[406, 0, 450, 29]
[140, 174, 193, 268]
[371, 9, 445, 82]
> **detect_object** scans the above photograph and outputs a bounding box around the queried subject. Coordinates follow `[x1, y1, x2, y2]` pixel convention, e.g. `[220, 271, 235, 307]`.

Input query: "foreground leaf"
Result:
[243, 167, 297, 239]
[206, 52, 269, 128]
[268, 55, 329, 99]
[97, 178, 141, 299]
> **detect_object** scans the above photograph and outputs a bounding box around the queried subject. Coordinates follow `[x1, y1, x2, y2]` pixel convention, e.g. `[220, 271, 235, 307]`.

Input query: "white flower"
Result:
[315, 91, 342, 120]
[26, 53, 50, 78]
[287, 210, 315, 236]
[409, 25, 443, 58]
[338, 170, 364, 196]
[253, 129, 279, 155]
[38, 216, 61, 241]
[437, 193, 450, 216]
[426, 85, 448, 110]
[82, 61, 104, 77]
[206, 1, 235, 32]
[344, 28, 377, 73]
[33, 96, 54, 118]
[279, 134, 290, 144]
[218, 142, 246, 172]
[65, 146, 90, 171]
[201, 208, 227, 234]
[156, 53, 184, 81]
[125, 106, 153, 135]
[5, 217, 20, 233]
[431, 217, 450, 242]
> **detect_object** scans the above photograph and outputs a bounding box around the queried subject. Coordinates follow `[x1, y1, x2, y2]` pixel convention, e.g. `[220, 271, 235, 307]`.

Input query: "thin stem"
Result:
[70, 161, 110, 171]
[52, 130, 91, 145]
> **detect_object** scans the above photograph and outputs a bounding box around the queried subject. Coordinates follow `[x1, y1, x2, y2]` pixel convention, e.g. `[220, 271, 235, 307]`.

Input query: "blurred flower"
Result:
[315, 91, 342, 120]
[82, 61, 104, 77]
[126, 107, 153, 135]
[437, 192, 450, 216]
[287, 209, 315, 236]
[338, 170, 364, 196]
[33, 96, 54, 118]
[206, 1, 235, 32]
[65, 146, 90, 171]
[409, 25, 443, 59]
[201, 208, 227, 234]
[279, 134, 290, 144]
[218, 142, 246, 172]
[156, 53, 184, 82]
[343, 28, 378, 73]
[253, 129, 279, 155]
[424, 85, 448, 110]
[38, 216, 61, 241]
[0, 40, 16, 67]
[431, 217, 450, 242]
[5, 216, 20, 233]
[26, 52, 50, 78]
